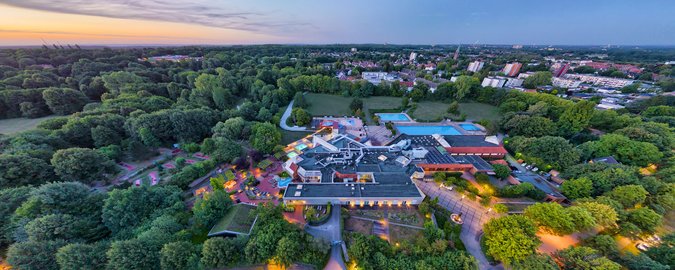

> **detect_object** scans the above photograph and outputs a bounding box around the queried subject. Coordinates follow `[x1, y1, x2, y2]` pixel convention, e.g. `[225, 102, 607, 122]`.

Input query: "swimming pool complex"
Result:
[377, 113, 412, 122]
[459, 124, 481, 131]
[396, 125, 461, 135]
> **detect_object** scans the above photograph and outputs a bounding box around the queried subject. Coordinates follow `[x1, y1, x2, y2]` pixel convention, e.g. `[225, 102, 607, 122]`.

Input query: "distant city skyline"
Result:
[0, 0, 674, 46]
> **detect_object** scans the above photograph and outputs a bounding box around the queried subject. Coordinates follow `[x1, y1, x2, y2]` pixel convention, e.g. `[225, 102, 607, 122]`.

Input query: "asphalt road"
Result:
[305, 206, 346, 270]
[280, 100, 308, 131]
[416, 180, 504, 270]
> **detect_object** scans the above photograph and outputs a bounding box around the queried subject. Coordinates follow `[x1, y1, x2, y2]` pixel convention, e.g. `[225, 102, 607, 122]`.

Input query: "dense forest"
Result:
[0, 45, 673, 270]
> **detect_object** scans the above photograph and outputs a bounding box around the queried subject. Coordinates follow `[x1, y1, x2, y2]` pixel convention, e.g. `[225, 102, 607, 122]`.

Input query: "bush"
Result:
[497, 183, 545, 200]
[181, 143, 200, 153]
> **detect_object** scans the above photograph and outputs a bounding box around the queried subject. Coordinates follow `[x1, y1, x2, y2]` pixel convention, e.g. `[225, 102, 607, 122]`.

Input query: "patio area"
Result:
[222, 159, 286, 205]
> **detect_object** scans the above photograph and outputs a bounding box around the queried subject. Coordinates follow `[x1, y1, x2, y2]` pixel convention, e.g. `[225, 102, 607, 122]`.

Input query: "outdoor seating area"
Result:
[213, 159, 285, 205]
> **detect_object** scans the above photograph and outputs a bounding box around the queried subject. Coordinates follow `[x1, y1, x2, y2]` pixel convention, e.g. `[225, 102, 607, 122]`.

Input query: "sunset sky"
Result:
[0, 0, 674, 46]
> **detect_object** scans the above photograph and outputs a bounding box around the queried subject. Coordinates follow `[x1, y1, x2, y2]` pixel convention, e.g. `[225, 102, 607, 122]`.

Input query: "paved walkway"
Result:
[416, 180, 504, 270]
[349, 216, 424, 229]
[280, 100, 308, 131]
[305, 206, 346, 270]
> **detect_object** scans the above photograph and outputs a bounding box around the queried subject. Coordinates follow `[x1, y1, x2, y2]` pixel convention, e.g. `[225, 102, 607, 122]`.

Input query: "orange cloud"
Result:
[0, 5, 287, 45]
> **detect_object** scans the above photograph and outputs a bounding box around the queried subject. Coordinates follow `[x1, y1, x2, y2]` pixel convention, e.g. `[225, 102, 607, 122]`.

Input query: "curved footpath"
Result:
[280, 100, 308, 131]
[305, 207, 347, 270]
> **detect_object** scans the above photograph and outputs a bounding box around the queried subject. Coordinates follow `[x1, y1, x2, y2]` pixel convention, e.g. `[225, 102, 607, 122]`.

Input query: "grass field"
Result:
[458, 102, 500, 122]
[209, 204, 257, 235]
[345, 217, 374, 236]
[363, 96, 401, 111]
[0, 115, 59, 135]
[389, 224, 424, 244]
[410, 102, 501, 122]
[304, 93, 401, 116]
[412, 101, 449, 121]
[305, 94, 353, 116]
[281, 130, 312, 145]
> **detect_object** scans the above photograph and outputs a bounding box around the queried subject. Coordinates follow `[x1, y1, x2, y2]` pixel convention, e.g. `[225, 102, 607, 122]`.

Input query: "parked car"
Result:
[636, 242, 650, 251]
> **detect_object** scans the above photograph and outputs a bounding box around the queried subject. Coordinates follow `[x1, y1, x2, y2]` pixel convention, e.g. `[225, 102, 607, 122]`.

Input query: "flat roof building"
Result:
[282, 131, 505, 205]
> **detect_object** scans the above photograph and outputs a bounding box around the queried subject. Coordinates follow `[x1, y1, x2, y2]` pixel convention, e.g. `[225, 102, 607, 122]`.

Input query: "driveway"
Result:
[280, 100, 308, 131]
[504, 154, 526, 172]
[416, 180, 503, 270]
[305, 206, 346, 270]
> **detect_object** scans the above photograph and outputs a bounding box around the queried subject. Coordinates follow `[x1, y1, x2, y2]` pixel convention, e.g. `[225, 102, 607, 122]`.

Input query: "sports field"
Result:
[410, 102, 500, 122]
[458, 102, 500, 122]
[304, 93, 401, 117]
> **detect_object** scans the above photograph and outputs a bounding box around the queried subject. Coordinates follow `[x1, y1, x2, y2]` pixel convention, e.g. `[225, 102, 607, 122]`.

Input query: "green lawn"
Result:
[303, 93, 402, 125]
[363, 96, 401, 110]
[458, 102, 500, 122]
[410, 102, 501, 122]
[0, 115, 59, 135]
[305, 93, 353, 116]
[412, 101, 449, 121]
[209, 204, 257, 235]
[281, 130, 312, 145]
[304, 93, 402, 117]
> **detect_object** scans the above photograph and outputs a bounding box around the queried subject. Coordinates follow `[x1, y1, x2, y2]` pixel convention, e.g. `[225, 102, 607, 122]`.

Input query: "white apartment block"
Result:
[504, 78, 524, 88]
[467, 61, 484, 72]
[563, 74, 634, 88]
[362, 72, 399, 85]
[481, 77, 507, 88]
[552, 77, 582, 88]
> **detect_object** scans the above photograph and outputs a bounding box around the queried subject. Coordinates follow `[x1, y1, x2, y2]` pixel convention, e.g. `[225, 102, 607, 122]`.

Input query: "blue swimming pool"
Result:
[396, 125, 461, 135]
[459, 124, 481, 131]
[377, 113, 411, 122]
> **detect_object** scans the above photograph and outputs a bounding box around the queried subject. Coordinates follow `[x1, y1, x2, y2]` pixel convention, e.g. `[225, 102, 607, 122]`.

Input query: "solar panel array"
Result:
[425, 146, 456, 164]
[455, 155, 493, 171]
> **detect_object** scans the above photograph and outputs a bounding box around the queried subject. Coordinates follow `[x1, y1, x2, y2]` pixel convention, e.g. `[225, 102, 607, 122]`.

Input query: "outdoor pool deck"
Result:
[376, 113, 413, 122]
[394, 121, 486, 136]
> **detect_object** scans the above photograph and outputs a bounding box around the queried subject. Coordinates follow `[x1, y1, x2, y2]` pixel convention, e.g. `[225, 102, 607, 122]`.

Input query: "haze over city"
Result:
[1, 0, 674, 46]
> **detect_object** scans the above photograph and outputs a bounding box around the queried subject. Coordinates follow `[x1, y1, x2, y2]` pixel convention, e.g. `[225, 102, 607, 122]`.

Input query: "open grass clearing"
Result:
[304, 93, 353, 116]
[458, 102, 500, 122]
[209, 204, 257, 235]
[304, 93, 402, 116]
[389, 224, 424, 244]
[412, 101, 449, 121]
[410, 101, 501, 122]
[0, 115, 60, 135]
[344, 217, 374, 236]
[281, 130, 312, 145]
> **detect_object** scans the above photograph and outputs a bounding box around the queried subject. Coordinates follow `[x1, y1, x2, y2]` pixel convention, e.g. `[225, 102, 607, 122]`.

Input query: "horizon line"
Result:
[2, 43, 675, 49]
